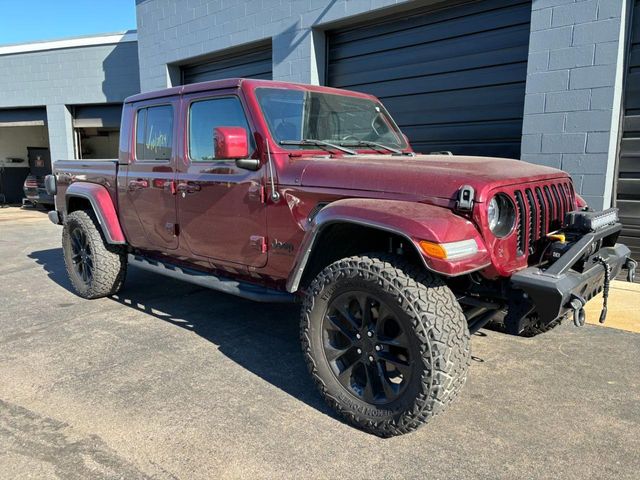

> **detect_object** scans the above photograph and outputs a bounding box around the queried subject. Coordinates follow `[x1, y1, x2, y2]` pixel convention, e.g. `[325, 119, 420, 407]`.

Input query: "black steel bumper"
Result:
[510, 222, 634, 329]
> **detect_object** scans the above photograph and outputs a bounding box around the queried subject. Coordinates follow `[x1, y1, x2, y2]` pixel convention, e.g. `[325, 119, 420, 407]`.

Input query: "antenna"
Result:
[265, 138, 280, 203]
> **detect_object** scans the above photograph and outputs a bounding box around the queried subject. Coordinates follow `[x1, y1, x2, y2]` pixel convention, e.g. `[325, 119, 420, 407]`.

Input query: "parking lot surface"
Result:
[1, 207, 639, 480]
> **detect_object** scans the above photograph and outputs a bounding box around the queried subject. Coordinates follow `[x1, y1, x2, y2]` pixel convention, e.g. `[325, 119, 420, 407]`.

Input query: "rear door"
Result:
[176, 91, 268, 268]
[123, 100, 179, 250]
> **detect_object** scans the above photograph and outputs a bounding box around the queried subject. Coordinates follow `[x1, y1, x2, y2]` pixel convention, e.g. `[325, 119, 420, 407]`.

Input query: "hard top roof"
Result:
[124, 78, 376, 103]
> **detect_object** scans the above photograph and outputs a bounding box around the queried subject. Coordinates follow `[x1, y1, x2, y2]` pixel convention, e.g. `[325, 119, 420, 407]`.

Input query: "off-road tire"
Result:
[301, 254, 470, 437]
[62, 209, 127, 299]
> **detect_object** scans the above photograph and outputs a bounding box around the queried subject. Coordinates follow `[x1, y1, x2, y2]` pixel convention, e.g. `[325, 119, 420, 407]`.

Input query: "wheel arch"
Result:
[288, 220, 426, 292]
[286, 198, 490, 293]
[65, 183, 126, 245]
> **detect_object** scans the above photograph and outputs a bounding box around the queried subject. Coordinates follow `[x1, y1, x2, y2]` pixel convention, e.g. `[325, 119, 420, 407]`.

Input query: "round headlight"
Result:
[487, 194, 516, 238]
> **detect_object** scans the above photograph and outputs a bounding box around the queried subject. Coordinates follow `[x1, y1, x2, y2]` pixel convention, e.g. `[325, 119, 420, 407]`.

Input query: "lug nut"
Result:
[355, 333, 361, 340]
[367, 331, 373, 338]
[368, 355, 374, 362]
[357, 348, 362, 354]
[375, 345, 381, 351]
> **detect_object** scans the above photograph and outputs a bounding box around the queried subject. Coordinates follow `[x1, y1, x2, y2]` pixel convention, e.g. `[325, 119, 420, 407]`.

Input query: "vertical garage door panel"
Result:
[327, 0, 531, 159]
[329, 31, 529, 88]
[382, 84, 526, 126]
[181, 45, 272, 84]
[617, 0, 640, 260]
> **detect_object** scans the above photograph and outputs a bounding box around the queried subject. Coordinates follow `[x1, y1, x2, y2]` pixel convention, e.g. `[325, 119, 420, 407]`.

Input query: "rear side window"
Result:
[189, 97, 252, 162]
[135, 105, 174, 161]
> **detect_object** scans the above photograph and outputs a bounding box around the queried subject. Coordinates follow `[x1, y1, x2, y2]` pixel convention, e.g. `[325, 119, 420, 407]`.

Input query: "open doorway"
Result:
[71, 104, 122, 159]
[0, 107, 50, 205]
[74, 127, 119, 159]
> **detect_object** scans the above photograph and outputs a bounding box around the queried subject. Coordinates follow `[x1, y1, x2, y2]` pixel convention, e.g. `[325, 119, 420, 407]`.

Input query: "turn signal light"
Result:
[419, 239, 479, 260]
[419, 241, 448, 259]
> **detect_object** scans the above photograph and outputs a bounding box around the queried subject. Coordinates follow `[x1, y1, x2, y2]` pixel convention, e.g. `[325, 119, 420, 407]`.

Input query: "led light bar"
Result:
[419, 239, 478, 260]
[565, 208, 619, 232]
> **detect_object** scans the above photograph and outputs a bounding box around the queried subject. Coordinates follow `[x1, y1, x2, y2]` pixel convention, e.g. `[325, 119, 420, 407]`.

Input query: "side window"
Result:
[135, 105, 174, 161]
[189, 97, 252, 162]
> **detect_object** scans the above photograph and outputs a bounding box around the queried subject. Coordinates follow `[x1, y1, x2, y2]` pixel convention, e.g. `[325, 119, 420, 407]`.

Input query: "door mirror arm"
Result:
[235, 158, 261, 171]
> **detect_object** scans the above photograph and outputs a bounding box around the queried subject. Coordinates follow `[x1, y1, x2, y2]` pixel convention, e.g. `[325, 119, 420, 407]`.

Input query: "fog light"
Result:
[419, 239, 478, 260]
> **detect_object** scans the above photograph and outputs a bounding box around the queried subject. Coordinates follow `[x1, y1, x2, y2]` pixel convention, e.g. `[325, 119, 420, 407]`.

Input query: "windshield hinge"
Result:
[456, 185, 475, 212]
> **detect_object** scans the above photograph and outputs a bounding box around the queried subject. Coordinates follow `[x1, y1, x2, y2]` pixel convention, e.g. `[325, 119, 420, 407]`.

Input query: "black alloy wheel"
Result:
[62, 209, 127, 299]
[301, 254, 471, 437]
[323, 291, 412, 405]
[70, 226, 94, 285]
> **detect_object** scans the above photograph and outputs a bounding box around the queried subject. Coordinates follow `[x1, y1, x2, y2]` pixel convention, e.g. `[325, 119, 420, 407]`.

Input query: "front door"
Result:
[176, 94, 267, 268]
[123, 101, 179, 250]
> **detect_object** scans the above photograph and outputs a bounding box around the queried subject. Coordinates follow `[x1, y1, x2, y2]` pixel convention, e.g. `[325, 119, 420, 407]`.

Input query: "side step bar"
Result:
[128, 254, 296, 304]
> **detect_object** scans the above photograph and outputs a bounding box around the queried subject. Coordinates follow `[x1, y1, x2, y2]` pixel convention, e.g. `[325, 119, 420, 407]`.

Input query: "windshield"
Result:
[255, 87, 407, 151]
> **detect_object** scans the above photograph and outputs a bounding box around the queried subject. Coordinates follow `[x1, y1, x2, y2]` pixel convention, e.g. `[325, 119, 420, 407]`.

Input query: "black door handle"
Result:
[128, 179, 149, 190]
[176, 182, 201, 194]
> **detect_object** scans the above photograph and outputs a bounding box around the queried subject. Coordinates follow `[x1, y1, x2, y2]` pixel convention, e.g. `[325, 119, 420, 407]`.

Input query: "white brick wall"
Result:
[521, 0, 628, 209]
[135, 0, 629, 209]
[0, 40, 141, 162]
[135, 0, 413, 92]
[0, 42, 140, 108]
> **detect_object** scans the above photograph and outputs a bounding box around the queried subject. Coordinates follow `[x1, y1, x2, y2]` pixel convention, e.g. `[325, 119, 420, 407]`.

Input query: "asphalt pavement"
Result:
[1, 206, 639, 480]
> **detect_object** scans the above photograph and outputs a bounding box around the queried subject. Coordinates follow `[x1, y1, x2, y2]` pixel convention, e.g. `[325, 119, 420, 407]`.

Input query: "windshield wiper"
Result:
[338, 140, 403, 155]
[279, 139, 357, 155]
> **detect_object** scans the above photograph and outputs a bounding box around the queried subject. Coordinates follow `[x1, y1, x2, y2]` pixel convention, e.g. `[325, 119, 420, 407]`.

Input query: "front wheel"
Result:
[62, 209, 127, 299]
[301, 255, 470, 437]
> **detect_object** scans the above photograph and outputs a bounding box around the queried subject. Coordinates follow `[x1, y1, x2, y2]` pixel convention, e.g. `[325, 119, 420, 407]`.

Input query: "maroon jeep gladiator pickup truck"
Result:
[46, 78, 636, 437]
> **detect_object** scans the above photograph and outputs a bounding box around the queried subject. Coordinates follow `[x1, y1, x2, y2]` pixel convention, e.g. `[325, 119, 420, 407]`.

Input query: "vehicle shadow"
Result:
[28, 248, 335, 418]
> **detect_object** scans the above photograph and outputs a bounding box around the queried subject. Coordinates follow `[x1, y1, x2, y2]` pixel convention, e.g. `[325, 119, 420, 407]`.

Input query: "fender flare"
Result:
[286, 198, 490, 292]
[65, 183, 126, 245]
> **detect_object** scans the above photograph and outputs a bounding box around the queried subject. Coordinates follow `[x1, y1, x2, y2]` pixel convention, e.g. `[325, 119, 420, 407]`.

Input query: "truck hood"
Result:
[299, 154, 570, 203]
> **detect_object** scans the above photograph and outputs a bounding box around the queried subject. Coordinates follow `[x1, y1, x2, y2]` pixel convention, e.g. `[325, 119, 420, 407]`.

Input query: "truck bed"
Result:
[53, 159, 120, 211]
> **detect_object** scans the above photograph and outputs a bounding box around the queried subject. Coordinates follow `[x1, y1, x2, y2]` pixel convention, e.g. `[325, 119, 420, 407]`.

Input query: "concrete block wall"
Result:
[136, 0, 630, 210]
[135, 0, 419, 92]
[46, 105, 75, 161]
[0, 38, 140, 162]
[0, 41, 140, 108]
[521, 0, 629, 209]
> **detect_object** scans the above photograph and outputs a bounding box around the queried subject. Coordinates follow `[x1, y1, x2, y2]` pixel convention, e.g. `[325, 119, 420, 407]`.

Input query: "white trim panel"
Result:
[0, 32, 137, 56]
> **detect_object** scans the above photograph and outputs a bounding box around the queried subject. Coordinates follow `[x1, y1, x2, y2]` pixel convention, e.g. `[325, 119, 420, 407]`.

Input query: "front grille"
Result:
[512, 181, 575, 257]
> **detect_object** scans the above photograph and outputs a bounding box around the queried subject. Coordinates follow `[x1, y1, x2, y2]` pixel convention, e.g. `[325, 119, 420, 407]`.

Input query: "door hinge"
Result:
[249, 235, 267, 254]
[248, 183, 266, 203]
[165, 222, 179, 236]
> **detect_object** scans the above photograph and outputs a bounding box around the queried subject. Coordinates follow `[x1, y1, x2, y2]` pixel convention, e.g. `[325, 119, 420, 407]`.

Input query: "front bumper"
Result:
[510, 222, 633, 331]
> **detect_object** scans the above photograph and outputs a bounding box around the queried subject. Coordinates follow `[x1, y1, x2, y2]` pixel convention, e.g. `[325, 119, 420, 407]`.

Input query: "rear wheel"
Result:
[301, 254, 470, 437]
[62, 210, 127, 299]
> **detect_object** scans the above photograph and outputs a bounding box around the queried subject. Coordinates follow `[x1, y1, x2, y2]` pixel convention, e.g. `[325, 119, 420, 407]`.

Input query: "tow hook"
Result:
[569, 294, 586, 327]
[625, 258, 637, 283]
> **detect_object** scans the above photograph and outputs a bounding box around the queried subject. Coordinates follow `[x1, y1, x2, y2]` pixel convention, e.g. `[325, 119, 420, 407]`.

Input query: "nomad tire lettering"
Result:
[62, 210, 127, 299]
[301, 254, 471, 437]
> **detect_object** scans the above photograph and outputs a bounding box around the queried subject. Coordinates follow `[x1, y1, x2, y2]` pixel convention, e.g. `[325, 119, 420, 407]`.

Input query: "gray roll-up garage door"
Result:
[617, 0, 640, 261]
[0, 107, 47, 126]
[181, 43, 272, 85]
[72, 104, 123, 128]
[327, 0, 531, 159]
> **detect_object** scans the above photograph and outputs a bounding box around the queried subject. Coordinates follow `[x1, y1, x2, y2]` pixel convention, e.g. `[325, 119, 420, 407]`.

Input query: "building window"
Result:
[189, 97, 252, 162]
[135, 105, 173, 161]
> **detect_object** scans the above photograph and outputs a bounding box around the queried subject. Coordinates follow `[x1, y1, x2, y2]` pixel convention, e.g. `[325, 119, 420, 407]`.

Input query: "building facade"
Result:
[0, 32, 140, 202]
[134, 0, 638, 257]
[0, 1, 636, 257]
